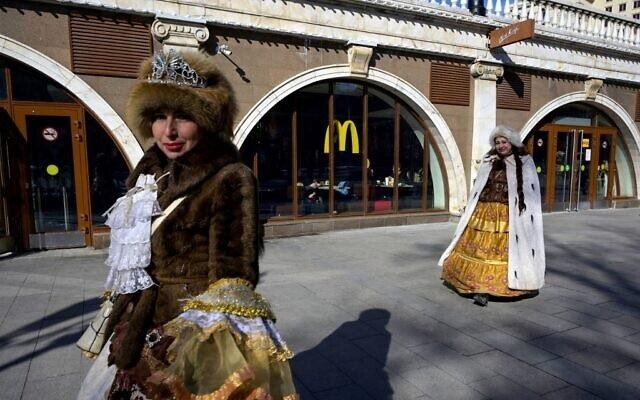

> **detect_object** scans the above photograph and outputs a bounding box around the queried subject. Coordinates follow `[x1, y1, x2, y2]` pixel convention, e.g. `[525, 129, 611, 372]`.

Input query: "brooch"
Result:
[145, 328, 163, 348]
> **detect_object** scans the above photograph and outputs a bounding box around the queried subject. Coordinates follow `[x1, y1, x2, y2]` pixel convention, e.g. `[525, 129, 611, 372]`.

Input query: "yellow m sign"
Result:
[323, 120, 360, 154]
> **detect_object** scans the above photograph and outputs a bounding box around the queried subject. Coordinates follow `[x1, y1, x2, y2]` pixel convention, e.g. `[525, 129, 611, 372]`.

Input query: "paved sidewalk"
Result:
[1, 208, 639, 399]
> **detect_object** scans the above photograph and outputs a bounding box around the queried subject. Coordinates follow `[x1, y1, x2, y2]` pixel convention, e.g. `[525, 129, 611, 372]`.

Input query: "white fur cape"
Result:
[438, 154, 546, 290]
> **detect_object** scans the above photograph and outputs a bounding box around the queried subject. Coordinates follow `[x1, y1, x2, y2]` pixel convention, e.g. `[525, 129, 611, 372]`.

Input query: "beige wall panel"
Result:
[79, 75, 136, 121]
[601, 84, 637, 118]
[0, 5, 71, 69]
[374, 52, 430, 97]
[435, 104, 473, 174]
[531, 75, 582, 111]
[211, 30, 346, 121]
[497, 74, 583, 133]
[304, 46, 348, 67]
[496, 109, 531, 133]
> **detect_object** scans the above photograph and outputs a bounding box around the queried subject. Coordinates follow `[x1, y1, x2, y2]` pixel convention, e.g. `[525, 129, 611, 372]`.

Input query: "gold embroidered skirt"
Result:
[442, 201, 531, 297]
[148, 278, 298, 400]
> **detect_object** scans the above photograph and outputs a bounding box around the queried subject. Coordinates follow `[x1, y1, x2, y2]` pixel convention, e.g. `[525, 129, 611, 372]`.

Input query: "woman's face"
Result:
[151, 111, 201, 159]
[494, 135, 513, 157]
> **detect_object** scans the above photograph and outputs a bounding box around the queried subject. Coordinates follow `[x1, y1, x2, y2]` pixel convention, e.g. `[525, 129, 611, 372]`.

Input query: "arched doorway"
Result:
[0, 57, 130, 250]
[525, 103, 637, 212]
[238, 79, 449, 222]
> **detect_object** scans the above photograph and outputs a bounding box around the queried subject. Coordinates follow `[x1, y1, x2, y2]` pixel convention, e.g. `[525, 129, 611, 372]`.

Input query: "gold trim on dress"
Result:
[182, 300, 275, 320]
[182, 278, 275, 321]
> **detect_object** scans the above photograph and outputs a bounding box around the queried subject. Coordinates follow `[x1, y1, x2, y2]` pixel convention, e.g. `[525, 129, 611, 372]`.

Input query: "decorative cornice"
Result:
[25, 1, 640, 83]
[151, 16, 210, 51]
[470, 62, 504, 81]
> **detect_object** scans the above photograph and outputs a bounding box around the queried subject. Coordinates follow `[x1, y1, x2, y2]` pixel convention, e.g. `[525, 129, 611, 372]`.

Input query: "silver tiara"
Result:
[148, 50, 207, 88]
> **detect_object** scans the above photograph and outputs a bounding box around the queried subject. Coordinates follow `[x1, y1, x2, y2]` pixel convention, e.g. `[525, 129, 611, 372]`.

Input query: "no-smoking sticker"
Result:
[42, 127, 58, 141]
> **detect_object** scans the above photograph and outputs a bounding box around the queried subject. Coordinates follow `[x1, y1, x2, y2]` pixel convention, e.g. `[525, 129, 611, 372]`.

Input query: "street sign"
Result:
[489, 19, 535, 49]
[42, 127, 58, 141]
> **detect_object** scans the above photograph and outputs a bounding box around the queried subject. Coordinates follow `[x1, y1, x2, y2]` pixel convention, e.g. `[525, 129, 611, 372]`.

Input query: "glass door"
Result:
[0, 107, 28, 252]
[527, 129, 550, 211]
[551, 129, 576, 211]
[14, 105, 91, 248]
[0, 111, 13, 253]
[549, 126, 596, 212]
[593, 131, 615, 208]
[575, 129, 593, 211]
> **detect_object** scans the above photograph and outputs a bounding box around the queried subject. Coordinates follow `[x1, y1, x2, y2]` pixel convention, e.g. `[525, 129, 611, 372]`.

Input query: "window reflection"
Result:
[367, 88, 395, 213]
[10, 62, 74, 103]
[241, 101, 293, 220]
[0, 70, 7, 100]
[428, 144, 446, 209]
[333, 82, 363, 214]
[398, 108, 424, 210]
[614, 136, 636, 197]
[86, 113, 129, 226]
[550, 104, 615, 127]
[297, 83, 330, 216]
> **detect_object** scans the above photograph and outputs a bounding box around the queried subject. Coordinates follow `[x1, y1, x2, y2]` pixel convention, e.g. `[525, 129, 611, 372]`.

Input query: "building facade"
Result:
[586, 0, 640, 19]
[0, 0, 638, 251]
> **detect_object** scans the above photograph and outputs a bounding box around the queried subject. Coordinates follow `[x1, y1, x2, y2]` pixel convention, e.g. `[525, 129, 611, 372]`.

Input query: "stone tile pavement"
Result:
[0, 208, 639, 399]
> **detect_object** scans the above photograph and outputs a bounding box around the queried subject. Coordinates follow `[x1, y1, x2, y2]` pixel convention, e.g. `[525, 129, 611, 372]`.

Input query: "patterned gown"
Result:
[442, 161, 534, 297]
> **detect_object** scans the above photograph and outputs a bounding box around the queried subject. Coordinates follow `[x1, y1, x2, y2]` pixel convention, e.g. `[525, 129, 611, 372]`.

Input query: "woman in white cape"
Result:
[439, 126, 545, 307]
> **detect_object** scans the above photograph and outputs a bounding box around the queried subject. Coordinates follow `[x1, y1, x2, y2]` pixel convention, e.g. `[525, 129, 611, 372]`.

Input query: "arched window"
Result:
[240, 80, 447, 221]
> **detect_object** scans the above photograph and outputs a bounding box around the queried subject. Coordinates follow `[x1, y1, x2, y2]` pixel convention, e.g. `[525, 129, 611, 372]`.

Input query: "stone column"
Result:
[151, 16, 210, 52]
[469, 61, 504, 187]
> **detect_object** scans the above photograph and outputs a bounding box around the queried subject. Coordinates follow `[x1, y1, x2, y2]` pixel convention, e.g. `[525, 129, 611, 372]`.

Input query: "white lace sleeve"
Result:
[103, 174, 161, 294]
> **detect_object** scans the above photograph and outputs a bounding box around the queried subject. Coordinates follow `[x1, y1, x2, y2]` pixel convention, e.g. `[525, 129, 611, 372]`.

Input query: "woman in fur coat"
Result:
[439, 125, 545, 307]
[78, 50, 297, 399]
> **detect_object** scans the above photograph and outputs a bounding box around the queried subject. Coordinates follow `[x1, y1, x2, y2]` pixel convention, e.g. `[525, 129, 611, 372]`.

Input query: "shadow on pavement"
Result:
[0, 298, 100, 373]
[291, 308, 393, 399]
[404, 213, 640, 399]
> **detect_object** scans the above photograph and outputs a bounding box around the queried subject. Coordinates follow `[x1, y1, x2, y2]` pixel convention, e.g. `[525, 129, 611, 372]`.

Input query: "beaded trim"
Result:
[182, 299, 275, 320]
[182, 277, 275, 321]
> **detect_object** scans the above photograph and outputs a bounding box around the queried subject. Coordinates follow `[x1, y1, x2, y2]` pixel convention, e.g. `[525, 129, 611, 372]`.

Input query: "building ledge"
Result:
[264, 211, 452, 239]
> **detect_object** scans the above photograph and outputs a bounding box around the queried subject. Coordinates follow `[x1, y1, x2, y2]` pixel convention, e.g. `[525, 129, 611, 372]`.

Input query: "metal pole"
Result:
[575, 130, 584, 212]
[62, 186, 69, 231]
[31, 185, 39, 232]
[567, 130, 575, 211]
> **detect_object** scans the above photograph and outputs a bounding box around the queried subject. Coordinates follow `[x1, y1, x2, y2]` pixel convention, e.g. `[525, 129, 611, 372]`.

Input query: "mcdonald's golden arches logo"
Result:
[324, 120, 359, 154]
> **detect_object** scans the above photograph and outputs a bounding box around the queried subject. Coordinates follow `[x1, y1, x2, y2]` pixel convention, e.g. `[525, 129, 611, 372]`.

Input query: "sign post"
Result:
[489, 19, 535, 49]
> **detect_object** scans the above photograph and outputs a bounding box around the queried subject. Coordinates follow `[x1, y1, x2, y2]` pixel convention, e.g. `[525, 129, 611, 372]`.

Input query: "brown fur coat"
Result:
[107, 138, 261, 368]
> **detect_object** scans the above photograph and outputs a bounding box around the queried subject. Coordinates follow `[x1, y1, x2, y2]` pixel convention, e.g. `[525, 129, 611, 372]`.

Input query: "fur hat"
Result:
[126, 50, 237, 147]
[488, 125, 523, 148]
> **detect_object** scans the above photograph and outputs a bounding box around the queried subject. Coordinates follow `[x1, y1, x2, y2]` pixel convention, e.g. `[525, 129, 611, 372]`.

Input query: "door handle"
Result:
[73, 134, 83, 142]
